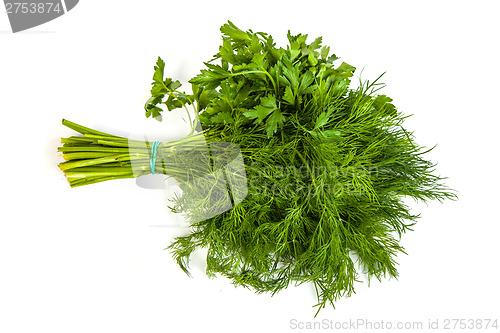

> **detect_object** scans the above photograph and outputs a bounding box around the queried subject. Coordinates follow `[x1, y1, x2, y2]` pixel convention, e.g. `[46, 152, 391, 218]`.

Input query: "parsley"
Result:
[58, 21, 456, 315]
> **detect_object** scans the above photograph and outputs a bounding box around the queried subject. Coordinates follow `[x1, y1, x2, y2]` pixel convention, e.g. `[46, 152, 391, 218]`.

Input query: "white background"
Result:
[1, 1, 499, 332]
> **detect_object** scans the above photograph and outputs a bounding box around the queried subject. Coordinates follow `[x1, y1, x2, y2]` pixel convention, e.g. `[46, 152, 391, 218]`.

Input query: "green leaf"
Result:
[282, 60, 300, 92]
[220, 20, 251, 42]
[251, 52, 267, 70]
[169, 80, 182, 91]
[145, 105, 163, 121]
[233, 83, 251, 106]
[289, 48, 300, 60]
[144, 95, 164, 121]
[326, 54, 339, 63]
[144, 57, 191, 120]
[314, 112, 329, 129]
[309, 36, 322, 50]
[283, 86, 295, 105]
[299, 70, 315, 94]
[310, 129, 341, 141]
[151, 107, 163, 121]
[242, 95, 285, 138]
[249, 34, 263, 54]
[232, 62, 257, 72]
[196, 87, 217, 111]
[205, 63, 231, 74]
[219, 39, 235, 64]
[266, 109, 285, 138]
[320, 45, 330, 60]
[153, 57, 165, 83]
[164, 95, 183, 111]
[373, 94, 397, 116]
[190, 70, 227, 90]
[151, 84, 167, 96]
[260, 94, 277, 109]
[211, 112, 234, 124]
[336, 62, 356, 79]
[151, 58, 168, 97]
[270, 48, 283, 62]
[190, 63, 231, 90]
[243, 104, 273, 124]
[243, 95, 275, 122]
[151, 57, 182, 95]
[144, 95, 161, 108]
[308, 51, 318, 66]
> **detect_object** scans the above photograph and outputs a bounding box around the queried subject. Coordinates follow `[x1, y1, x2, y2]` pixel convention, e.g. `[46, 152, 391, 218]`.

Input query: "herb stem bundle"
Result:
[58, 119, 208, 187]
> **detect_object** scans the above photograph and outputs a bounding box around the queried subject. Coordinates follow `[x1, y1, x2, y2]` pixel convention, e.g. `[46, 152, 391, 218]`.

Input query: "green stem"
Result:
[58, 120, 210, 188]
[230, 69, 278, 95]
[62, 119, 125, 138]
[161, 83, 196, 133]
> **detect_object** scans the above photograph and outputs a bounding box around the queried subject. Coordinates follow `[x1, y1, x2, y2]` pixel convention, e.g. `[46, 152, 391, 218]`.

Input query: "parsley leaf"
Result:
[220, 20, 252, 42]
[144, 57, 196, 123]
[243, 95, 276, 124]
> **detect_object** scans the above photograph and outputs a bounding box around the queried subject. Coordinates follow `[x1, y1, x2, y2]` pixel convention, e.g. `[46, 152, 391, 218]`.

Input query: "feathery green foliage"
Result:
[58, 21, 456, 315]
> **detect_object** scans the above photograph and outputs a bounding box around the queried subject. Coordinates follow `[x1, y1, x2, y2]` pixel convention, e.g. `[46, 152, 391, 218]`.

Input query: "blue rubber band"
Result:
[150, 141, 161, 174]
